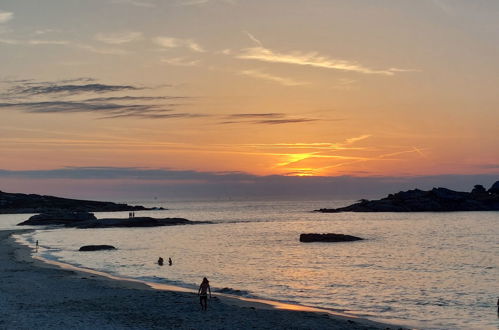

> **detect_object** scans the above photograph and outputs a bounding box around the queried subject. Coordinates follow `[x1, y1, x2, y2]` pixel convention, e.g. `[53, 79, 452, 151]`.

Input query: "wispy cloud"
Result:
[221, 112, 318, 125]
[153, 36, 204, 52]
[253, 118, 317, 125]
[345, 134, 371, 144]
[95, 31, 143, 44]
[227, 113, 283, 119]
[0, 38, 69, 45]
[243, 31, 263, 47]
[8, 82, 140, 96]
[0, 79, 198, 120]
[178, 0, 236, 6]
[237, 47, 412, 75]
[0, 11, 13, 23]
[0, 100, 203, 120]
[0, 36, 129, 55]
[75, 43, 129, 55]
[240, 69, 309, 86]
[161, 57, 200, 66]
[110, 0, 156, 8]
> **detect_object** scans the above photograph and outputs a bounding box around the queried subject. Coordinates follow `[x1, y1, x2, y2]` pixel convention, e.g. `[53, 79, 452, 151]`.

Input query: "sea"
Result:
[1, 199, 498, 329]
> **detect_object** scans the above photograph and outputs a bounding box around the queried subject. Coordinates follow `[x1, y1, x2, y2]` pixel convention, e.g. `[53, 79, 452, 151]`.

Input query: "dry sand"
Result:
[0, 230, 404, 329]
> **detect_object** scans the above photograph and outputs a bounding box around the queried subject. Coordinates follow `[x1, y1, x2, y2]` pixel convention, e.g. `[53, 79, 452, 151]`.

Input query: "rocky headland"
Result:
[0, 190, 163, 214]
[316, 181, 499, 213]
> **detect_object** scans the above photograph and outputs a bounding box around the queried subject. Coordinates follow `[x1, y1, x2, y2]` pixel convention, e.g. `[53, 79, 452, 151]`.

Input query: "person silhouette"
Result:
[157, 257, 164, 266]
[168, 257, 172, 266]
[198, 277, 211, 311]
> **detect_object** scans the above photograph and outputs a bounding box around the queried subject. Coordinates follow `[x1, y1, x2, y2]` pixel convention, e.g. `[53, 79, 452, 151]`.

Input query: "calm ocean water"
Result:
[2, 199, 498, 329]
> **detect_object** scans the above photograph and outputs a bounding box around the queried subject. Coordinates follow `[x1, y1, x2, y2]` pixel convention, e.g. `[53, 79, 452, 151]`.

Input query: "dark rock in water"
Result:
[67, 217, 210, 229]
[300, 233, 363, 243]
[18, 211, 97, 226]
[0, 190, 162, 214]
[79, 245, 116, 251]
[315, 181, 499, 213]
[17, 212, 209, 228]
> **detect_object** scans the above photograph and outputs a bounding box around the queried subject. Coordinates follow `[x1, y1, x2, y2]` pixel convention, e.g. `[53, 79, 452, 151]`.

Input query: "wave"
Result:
[215, 287, 251, 296]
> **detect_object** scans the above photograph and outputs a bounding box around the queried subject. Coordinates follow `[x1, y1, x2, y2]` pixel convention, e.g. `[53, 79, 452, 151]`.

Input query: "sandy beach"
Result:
[0, 229, 403, 330]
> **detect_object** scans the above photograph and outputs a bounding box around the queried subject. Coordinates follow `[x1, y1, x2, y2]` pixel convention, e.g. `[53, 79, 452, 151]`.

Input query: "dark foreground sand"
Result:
[0, 230, 403, 330]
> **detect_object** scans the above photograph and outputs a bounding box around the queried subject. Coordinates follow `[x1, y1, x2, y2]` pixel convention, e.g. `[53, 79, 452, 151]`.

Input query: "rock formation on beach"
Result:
[300, 233, 363, 242]
[18, 211, 97, 225]
[68, 217, 203, 228]
[316, 181, 499, 212]
[0, 190, 162, 214]
[17, 212, 207, 228]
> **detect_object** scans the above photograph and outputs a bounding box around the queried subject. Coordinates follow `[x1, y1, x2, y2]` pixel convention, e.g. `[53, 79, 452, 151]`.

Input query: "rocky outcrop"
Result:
[79, 245, 116, 251]
[300, 233, 363, 243]
[18, 211, 97, 226]
[18, 214, 208, 228]
[316, 181, 499, 213]
[0, 190, 163, 214]
[69, 217, 204, 229]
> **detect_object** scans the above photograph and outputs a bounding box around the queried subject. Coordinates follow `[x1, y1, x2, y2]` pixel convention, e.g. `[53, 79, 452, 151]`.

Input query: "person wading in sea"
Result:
[198, 277, 211, 311]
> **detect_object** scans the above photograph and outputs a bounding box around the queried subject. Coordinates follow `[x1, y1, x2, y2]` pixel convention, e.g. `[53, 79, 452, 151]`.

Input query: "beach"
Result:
[0, 230, 398, 330]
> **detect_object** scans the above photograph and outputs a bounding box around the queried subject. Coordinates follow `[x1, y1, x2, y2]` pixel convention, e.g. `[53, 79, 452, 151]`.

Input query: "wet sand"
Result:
[0, 230, 403, 329]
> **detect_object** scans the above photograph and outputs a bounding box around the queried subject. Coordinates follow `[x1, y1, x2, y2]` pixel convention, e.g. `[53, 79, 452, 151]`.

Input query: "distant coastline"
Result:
[0, 190, 162, 214]
[316, 181, 499, 212]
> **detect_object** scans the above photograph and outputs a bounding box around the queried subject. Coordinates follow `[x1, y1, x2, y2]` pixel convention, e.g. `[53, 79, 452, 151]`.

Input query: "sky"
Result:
[0, 0, 498, 199]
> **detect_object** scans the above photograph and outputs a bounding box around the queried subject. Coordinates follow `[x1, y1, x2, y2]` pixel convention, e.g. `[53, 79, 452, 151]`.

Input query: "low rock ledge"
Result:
[300, 233, 364, 243]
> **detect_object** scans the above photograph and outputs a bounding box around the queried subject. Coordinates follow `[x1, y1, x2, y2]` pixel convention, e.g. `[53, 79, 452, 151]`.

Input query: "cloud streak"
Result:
[153, 36, 204, 52]
[240, 69, 309, 86]
[95, 31, 143, 44]
[161, 57, 200, 66]
[0, 79, 198, 120]
[0, 11, 13, 23]
[8, 82, 141, 96]
[110, 0, 156, 8]
[221, 112, 318, 125]
[237, 47, 411, 75]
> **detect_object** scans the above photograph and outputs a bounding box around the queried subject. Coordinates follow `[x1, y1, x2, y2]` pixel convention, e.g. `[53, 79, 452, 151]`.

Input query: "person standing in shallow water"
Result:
[198, 277, 211, 311]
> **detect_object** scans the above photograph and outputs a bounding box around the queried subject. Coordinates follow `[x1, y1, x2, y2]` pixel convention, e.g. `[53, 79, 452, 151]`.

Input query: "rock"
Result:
[79, 245, 116, 251]
[67, 217, 211, 228]
[488, 181, 499, 195]
[300, 233, 363, 243]
[18, 211, 97, 226]
[316, 181, 499, 213]
[0, 190, 161, 214]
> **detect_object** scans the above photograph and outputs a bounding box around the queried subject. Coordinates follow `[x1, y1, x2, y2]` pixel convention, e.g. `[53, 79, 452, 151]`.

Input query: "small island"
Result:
[0, 190, 163, 214]
[316, 181, 499, 212]
[17, 212, 208, 228]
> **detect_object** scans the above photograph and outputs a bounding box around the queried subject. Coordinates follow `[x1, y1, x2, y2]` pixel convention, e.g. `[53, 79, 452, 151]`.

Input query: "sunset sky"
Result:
[1, 0, 498, 198]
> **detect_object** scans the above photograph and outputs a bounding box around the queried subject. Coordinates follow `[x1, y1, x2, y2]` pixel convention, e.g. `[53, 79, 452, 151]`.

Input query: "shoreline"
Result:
[1, 229, 405, 329]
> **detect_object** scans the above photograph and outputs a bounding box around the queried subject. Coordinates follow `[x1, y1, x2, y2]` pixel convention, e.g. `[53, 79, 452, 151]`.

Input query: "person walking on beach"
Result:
[35, 240, 39, 252]
[157, 257, 164, 266]
[168, 257, 172, 266]
[198, 277, 211, 311]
